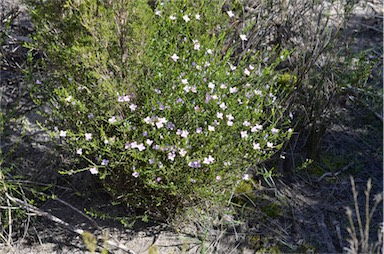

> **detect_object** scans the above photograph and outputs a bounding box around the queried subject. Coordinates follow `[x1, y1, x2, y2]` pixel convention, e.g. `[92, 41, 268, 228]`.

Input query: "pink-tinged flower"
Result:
[85, 133, 92, 141]
[226, 10, 235, 18]
[227, 120, 234, 126]
[196, 127, 203, 133]
[229, 87, 238, 93]
[253, 142, 261, 150]
[219, 102, 227, 110]
[156, 177, 162, 182]
[146, 139, 153, 146]
[76, 148, 83, 155]
[217, 112, 223, 119]
[243, 121, 251, 127]
[195, 14, 200, 20]
[182, 15, 190, 22]
[194, 105, 200, 111]
[244, 68, 250, 76]
[179, 148, 187, 157]
[249, 64, 255, 70]
[242, 174, 250, 181]
[89, 167, 98, 175]
[216, 175, 222, 181]
[241, 131, 248, 139]
[191, 86, 197, 93]
[208, 82, 215, 89]
[169, 15, 176, 20]
[59, 130, 67, 137]
[132, 171, 139, 178]
[108, 116, 117, 124]
[251, 124, 263, 132]
[203, 155, 215, 164]
[36, 80, 42, 84]
[168, 152, 176, 161]
[181, 79, 188, 84]
[208, 125, 215, 132]
[206, 49, 213, 55]
[118, 95, 130, 102]
[171, 54, 179, 62]
[244, 83, 251, 88]
[101, 159, 109, 166]
[271, 128, 279, 134]
[267, 142, 274, 148]
[220, 83, 227, 89]
[129, 104, 137, 111]
[240, 34, 248, 41]
[137, 143, 146, 151]
[130, 141, 138, 149]
[156, 117, 167, 128]
[125, 143, 131, 149]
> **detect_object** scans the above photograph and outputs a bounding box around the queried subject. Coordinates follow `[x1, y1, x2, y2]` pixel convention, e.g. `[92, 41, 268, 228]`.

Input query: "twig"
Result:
[5, 193, 137, 254]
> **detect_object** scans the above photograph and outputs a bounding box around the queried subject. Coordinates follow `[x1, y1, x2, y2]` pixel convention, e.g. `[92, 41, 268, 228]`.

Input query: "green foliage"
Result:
[27, 0, 293, 221]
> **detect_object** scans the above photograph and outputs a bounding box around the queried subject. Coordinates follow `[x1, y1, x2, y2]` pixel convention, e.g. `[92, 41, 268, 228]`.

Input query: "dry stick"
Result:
[5, 193, 136, 254]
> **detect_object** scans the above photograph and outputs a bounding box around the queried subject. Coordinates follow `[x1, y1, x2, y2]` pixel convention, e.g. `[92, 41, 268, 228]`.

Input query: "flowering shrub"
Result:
[28, 0, 292, 220]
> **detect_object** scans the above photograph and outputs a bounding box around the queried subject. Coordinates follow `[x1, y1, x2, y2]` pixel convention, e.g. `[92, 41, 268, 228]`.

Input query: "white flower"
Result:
[132, 171, 139, 178]
[208, 125, 215, 132]
[179, 148, 187, 157]
[108, 116, 117, 124]
[226, 10, 235, 18]
[203, 155, 215, 164]
[183, 15, 190, 22]
[244, 68, 250, 76]
[195, 14, 200, 20]
[254, 90, 262, 95]
[183, 85, 191, 93]
[169, 15, 176, 20]
[241, 131, 248, 139]
[101, 159, 109, 166]
[212, 94, 218, 100]
[288, 128, 293, 133]
[251, 124, 263, 132]
[59, 130, 67, 137]
[76, 148, 82, 155]
[168, 152, 176, 161]
[181, 79, 188, 84]
[208, 82, 215, 89]
[229, 87, 238, 94]
[253, 142, 261, 150]
[171, 54, 179, 62]
[217, 112, 223, 119]
[226, 114, 234, 121]
[144, 116, 153, 125]
[242, 174, 250, 181]
[85, 133, 92, 141]
[89, 167, 98, 175]
[227, 120, 234, 126]
[267, 142, 274, 148]
[180, 130, 189, 138]
[229, 64, 237, 71]
[249, 64, 255, 70]
[220, 83, 227, 89]
[206, 49, 213, 54]
[243, 121, 251, 127]
[146, 139, 153, 146]
[194, 43, 200, 50]
[219, 102, 227, 110]
[137, 143, 146, 151]
[156, 117, 168, 129]
[155, 10, 161, 16]
[65, 96, 72, 102]
[240, 34, 248, 41]
[216, 175, 221, 181]
[271, 128, 279, 134]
